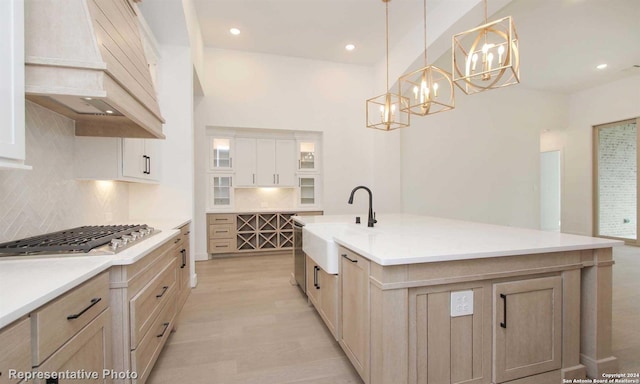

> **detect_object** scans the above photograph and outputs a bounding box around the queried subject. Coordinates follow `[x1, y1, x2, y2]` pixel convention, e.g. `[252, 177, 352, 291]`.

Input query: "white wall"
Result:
[554, 74, 640, 236]
[194, 48, 403, 260]
[401, 85, 568, 229]
[129, 45, 194, 221]
[540, 150, 561, 231]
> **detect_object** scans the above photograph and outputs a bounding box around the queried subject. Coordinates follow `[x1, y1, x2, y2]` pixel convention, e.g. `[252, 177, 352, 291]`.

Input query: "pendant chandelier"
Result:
[366, 0, 410, 131]
[398, 0, 454, 116]
[451, 0, 520, 94]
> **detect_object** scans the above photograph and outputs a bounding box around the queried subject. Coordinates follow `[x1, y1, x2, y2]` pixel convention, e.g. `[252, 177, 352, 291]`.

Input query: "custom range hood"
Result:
[24, 0, 165, 138]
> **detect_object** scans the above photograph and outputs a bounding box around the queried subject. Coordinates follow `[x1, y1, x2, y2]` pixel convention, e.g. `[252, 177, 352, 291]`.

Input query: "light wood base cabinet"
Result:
[0, 318, 31, 384]
[339, 248, 370, 383]
[305, 255, 338, 339]
[336, 246, 615, 384]
[109, 235, 180, 384]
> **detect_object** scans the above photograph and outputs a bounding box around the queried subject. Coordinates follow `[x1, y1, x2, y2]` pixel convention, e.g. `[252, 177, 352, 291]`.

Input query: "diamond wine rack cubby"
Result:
[208, 211, 316, 256]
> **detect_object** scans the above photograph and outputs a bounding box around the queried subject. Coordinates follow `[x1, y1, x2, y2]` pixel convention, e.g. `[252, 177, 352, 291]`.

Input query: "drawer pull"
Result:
[67, 297, 101, 320]
[215, 230, 227, 233]
[500, 293, 507, 328]
[215, 218, 226, 221]
[184, 231, 190, 235]
[157, 322, 170, 338]
[156, 286, 169, 298]
[181, 249, 187, 268]
[215, 245, 227, 248]
[341, 254, 358, 263]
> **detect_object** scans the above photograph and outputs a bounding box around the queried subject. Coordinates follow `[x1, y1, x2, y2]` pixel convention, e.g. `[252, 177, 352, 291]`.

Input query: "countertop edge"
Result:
[0, 219, 190, 329]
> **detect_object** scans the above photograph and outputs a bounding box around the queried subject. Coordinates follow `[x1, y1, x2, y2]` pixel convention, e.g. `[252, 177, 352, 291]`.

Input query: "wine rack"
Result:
[207, 211, 322, 255]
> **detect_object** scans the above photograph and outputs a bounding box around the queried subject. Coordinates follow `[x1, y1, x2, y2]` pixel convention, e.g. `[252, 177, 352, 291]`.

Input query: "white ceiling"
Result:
[193, 0, 640, 93]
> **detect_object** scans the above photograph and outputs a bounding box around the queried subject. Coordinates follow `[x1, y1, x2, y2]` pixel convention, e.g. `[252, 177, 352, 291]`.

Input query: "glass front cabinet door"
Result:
[209, 174, 233, 208]
[209, 137, 233, 170]
[298, 175, 320, 207]
[297, 141, 318, 172]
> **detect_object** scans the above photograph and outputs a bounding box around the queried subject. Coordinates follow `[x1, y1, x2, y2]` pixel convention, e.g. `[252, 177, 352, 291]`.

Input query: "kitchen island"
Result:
[295, 214, 621, 384]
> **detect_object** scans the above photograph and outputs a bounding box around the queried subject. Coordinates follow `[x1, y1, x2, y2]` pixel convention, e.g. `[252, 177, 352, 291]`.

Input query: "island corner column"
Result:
[580, 247, 618, 377]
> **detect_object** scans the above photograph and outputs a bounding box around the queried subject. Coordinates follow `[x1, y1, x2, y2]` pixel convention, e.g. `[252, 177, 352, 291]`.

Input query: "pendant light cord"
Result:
[423, 0, 427, 66]
[385, 0, 389, 90]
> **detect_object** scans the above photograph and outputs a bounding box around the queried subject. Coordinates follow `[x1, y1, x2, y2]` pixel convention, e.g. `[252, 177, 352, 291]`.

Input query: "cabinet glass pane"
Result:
[299, 142, 315, 170]
[212, 138, 231, 168]
[212, 176, 231, 206]
[300, 177, 315, 205]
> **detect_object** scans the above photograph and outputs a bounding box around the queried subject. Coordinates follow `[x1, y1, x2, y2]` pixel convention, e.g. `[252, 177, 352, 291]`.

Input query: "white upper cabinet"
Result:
[74, 136, 161, 183]
[122, 138, 160, 181]
[235, 138, 257, 186]
[209, 137, 233, 171]
[297, 140, 319, 172]
[0, 0, 29, 170]
[256, 139, 295, 187]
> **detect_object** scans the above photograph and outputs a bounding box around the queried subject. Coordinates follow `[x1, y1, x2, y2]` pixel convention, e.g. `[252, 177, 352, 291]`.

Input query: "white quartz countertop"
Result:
[0, 218, 191, 329]
[301, 214, 622, 267]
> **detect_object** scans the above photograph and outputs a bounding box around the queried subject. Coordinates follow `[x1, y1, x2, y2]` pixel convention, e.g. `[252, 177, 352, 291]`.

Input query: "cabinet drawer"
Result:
[0, 318, 30, 384]
[130, 258, 176, 349]
[208, 214, 235, 225]
[209, 224, 234, 239]
[36, 309, 111, 384]
[209, 239, 235, 254]
[131, 290, 177, 384]
[32, 271, 110, 365]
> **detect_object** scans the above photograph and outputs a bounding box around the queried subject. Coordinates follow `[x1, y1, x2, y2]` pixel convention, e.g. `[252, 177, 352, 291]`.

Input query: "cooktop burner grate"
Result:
[0, 224, 149, 254]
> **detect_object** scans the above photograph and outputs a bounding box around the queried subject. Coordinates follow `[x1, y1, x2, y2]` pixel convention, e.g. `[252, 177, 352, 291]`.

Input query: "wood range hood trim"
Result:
[24, 0, 165, 139]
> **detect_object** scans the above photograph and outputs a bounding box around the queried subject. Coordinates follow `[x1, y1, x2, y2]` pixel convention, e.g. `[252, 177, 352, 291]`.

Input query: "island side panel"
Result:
[580, 247, 617, 377]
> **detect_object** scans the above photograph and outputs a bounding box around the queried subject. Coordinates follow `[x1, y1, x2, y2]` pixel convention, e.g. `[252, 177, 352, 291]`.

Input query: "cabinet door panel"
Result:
[235, 138, 257, 186]
[122, 138, 146, 178]
[493, 276, 562, 383]
[275, 139, 296, 186]
[256, 139, 276, 185]
[340, 249, 370, 381]
[144, 139, 160, 181]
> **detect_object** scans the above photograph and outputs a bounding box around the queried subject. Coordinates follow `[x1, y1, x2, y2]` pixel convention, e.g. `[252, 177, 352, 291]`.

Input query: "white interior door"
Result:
[540, 150, 561, 232]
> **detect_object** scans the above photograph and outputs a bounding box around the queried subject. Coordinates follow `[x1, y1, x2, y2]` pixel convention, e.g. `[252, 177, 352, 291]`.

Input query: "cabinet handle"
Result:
[147, 156, 151, 175]
[184, 231, 190, 235]
[277, 174, 280, 184]
[500, 293, 507, 328]
[157, 322, 170, 338]
[273, 174, 276, 184]
[174, 238, 181, 244]
[216, 245, 226, 248]
[230, 157, 233, 168]
[67, 297, 102, 320]
[181, 249, 186, 268]
[341, 254, 357, 263]
[313, 266, 320, 289]
[156, 286, 169, 298]
[253, 173, 255, 184]
[142, 155, 148, 174]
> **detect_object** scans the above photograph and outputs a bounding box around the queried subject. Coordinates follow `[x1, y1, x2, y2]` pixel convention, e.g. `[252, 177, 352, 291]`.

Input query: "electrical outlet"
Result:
[450, 290, 474, 317]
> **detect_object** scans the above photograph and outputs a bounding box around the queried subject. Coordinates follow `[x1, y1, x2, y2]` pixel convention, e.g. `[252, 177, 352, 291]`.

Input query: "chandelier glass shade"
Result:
[452, 13, 520, 95]
[366, 0, 410, 131]
[398, 0, 454, 116]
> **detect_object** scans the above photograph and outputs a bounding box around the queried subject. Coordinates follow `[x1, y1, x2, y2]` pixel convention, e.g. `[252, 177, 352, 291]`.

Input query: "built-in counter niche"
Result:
[206, 127, 322, 210]
[593, 118, 638, 245]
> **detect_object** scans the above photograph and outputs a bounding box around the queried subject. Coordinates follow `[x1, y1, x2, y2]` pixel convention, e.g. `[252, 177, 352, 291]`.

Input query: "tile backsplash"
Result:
[234, 187, 296, 212]
[0, 102, 129, 243]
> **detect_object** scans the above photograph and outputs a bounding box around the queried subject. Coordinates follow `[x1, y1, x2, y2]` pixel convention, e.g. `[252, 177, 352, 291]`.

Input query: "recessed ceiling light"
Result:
[230, 28, 241, 36]
[345, 44, 355, 51]
[596, 63, 608, 70]
[105, 110, 114, 114]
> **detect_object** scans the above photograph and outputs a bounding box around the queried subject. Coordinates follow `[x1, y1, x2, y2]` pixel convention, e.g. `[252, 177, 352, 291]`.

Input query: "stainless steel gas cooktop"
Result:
[0, 224, 159, 257]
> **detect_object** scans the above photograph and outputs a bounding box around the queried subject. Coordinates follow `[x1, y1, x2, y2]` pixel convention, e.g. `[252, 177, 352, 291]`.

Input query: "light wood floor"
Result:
[147, 253, 363, 384]
[148, 247, 640, 383]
